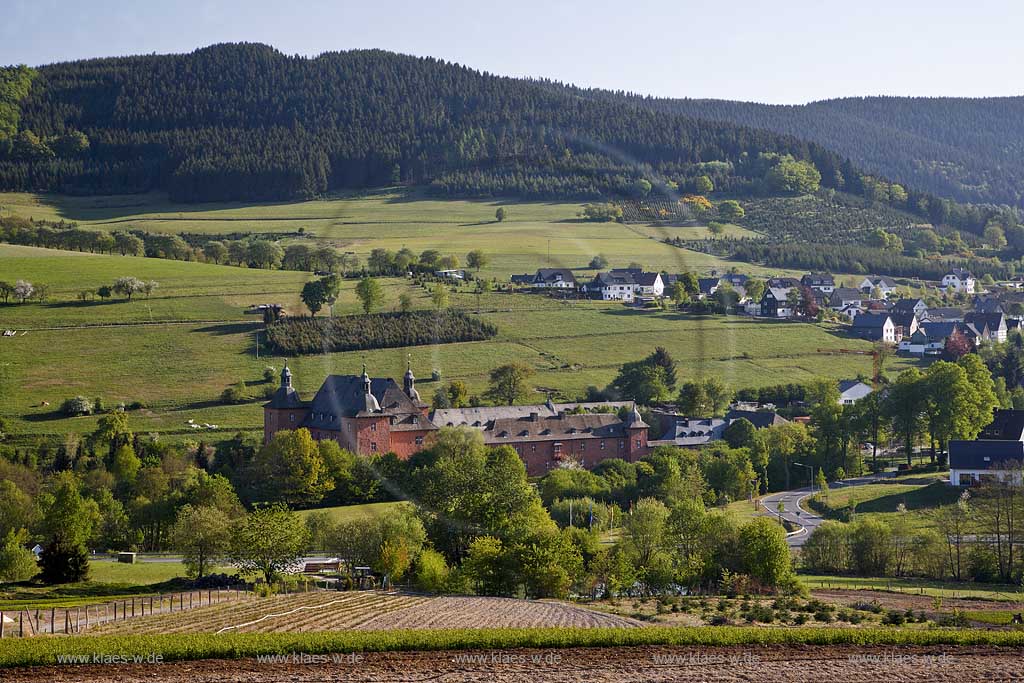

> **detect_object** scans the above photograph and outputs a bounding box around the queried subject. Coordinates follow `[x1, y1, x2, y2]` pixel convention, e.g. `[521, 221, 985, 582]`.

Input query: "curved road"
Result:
[759, 473, 894, 547]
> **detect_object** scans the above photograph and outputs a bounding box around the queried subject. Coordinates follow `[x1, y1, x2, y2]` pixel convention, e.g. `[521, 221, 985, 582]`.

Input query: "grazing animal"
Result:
[1012, 613, 1023, 625]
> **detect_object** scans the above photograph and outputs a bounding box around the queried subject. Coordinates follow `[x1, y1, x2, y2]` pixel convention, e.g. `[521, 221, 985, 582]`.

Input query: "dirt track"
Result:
[7, 645, 1024, 682]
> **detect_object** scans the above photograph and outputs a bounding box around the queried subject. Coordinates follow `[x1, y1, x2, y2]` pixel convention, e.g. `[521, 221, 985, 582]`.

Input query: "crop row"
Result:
[4, 626, 1024, 668]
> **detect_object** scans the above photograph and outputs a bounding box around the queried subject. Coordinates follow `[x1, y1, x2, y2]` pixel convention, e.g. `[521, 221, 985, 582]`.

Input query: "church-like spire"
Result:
[404, 354, 419, 400]
[281, 363, 292, 390]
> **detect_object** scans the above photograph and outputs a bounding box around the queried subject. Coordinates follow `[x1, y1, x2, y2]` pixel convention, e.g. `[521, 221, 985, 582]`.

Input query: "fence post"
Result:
[64, 610, 70, 634]
[1, 611, 5, 638]
[50, 608, 55, 634]
[190, 592, 193, 609]
[132, 598, 136, 618]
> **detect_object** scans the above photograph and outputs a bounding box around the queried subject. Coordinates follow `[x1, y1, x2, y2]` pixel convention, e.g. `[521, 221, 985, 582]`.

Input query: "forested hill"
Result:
[0, 43, 910, 210]
[589, 93, 1024, 209]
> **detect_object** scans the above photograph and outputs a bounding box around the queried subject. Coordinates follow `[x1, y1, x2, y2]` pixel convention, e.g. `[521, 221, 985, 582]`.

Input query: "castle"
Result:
[264, 365, 649, 475]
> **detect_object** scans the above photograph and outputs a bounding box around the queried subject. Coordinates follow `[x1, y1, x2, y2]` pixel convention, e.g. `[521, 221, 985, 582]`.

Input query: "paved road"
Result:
[759, 473, 894, 547]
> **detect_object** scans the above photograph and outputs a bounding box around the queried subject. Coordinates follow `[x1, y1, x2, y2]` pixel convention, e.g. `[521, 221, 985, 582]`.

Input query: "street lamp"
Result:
[793, 462, 814, 494]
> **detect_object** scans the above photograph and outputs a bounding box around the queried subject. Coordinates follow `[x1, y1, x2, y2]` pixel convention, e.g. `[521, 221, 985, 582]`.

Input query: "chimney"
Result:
[529, 412, 539, 422]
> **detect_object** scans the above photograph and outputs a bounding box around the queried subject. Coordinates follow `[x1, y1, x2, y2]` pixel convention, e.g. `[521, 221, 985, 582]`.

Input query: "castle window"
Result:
[370, 423, 377, 432]
[618, 440, 624, 450]
[415, 436, 424, 446]
[370, 442, 378, 452]
[636, 439, 642, 448]
[289, 414, 295, 422]
[553, 443, 562, 455]
[531, 444, 537, 452]
[600, 441, 606, 450]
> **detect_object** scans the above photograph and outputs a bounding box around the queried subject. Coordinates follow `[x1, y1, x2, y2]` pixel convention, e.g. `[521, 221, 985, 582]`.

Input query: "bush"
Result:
[414, 549, 450, 594]
[265, 311, 497, 355]
[38, 541, 89, 584]
[263, 367, 277, 382]
[882, 609, 906, 626]
[221, 383, 248, 404]
[0, 531, 38, 582]
[60, 396, 93, 416]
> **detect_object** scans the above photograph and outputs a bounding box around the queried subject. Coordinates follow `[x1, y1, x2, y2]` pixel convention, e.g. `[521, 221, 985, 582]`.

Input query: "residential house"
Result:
[635, 271, 665, 297]
[802, 273, 836, 294]
[891, 298, 928, 319]
[724, 409, 789, 429]
[511, 268, 578, 289]
[850, 311, 896, 343]
[838, 380, 873, 405]
[973, 295, 1005, 314]
[942, 268, 976, 294]
[889, 311, 920, 340]
[859, 276, 898, 298]
[949, 409, 1024, 486]
[720, 273, 749, 290]
[697, 277, 720, 299]
[899, 321, 980, 356]
[588, 270, 638, 301]
[829, 288, 863, 310]
[760, 285, 796, 318]
[965, 311, 1007, 343]
[657, 417, 729, 447]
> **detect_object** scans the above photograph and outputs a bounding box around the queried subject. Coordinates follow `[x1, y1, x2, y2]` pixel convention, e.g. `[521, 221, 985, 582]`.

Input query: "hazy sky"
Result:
[4, 0, 1022, 104]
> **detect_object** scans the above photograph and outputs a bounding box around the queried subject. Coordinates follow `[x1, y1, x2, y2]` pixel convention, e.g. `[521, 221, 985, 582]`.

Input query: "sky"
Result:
[3, 0, 1023, 104]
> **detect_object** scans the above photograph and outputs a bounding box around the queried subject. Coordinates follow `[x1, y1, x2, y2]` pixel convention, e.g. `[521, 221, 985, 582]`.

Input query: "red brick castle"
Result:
[264, 365, 649, 475]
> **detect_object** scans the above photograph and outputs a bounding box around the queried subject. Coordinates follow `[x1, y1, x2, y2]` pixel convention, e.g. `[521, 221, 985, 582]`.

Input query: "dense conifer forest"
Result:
[0, 44, 970, 224]
[593, 92, 1024, 208]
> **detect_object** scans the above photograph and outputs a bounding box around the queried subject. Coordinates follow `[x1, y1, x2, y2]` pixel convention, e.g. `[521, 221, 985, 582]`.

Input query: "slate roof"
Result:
[266, 385, 305, 409]
[949, 439, 1024, 470]
[966, 311, 1006, 332]
[923, 307, 965, 322]
[863, 276, 897, 288]
[947, 267, 974, 279]
[724, 409, 789, 429]
[535, 268, 577, 285]
[920, 321, 980, 342]
[486, 412, 629, 443]
[431, 402, 634, 428]
[767, 277, 801, 289]
[635, 272, 662, 287]
[302, 375, 431, 431]
[721, 274, 749, 287]
[829, 288, 863, 304]
[592, 271, 636, 287]
[891, 298, 926, 314]
[979, 409, 1024, 441]
[851, 311, 891, 328]
[698, 277, 720, 295]
[973, 296, 1005, 314]
[659, 417, 729, 446]
[802, 273, 835, 287]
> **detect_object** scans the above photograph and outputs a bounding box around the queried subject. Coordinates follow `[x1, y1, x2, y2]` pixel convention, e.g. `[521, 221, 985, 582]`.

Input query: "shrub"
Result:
[414, 548, 450, 594]
[60, 396, 93, 416]
[882, 610, 906, 626]
[263, 367, 277, 382]
[38, 540, 89, 584]
[0, 530, 38, 582]
[221, 383, 248, 404]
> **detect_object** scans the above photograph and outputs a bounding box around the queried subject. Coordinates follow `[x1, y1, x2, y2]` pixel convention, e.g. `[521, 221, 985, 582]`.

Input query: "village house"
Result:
[942, 268, 976, 294]
[697, 277, 720, 299]
[859, 276, 898, 298]
[511, 268, 578, 289]
[801, 273, 835, 294]
[891, 298, 928, 319]
[898, 321, 980, 356]
[760, 284, 797, 318]
[850, 311, 896, 343]
[587, 269, 638, 301]
[965, 311, 1007, 343]
[838, 380, 873, 405]
[922, 307, 966, 323]
[266, 368, 648, 475]
[828, 287, 863, 310]
[650, 408, 789, 448]
[435, 269, 466, 280]
[635, 271, 665, 297]
[888, 310, 920, 339]
[949, 409, 1024, 486]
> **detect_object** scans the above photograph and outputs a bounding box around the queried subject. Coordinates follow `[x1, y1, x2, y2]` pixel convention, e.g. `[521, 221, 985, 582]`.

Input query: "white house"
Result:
[760, 287, 795, 318]
[851, 311, 896, 343]
[802, 273, 835, 294]
[942, 268, 976, 294]
[949, 410, 1024, 486]
[859, 276, 898, 298]
[532, 268, 578, 289]
[635, 272, 664, 297]
[837, 380, 873, 405]
[589, 270, 638, 301]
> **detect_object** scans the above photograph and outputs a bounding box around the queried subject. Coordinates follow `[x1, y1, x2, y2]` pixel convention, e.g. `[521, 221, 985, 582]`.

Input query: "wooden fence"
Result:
[0, 587, 253, 638]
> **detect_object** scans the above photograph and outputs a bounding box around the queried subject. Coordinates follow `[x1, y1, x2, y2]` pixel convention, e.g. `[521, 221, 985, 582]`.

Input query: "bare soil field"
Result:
[353, 596, 643, 630]
[7, 645, 1023, 682]
[83, 591, 637, 635]
[814, 589, 1023, 616]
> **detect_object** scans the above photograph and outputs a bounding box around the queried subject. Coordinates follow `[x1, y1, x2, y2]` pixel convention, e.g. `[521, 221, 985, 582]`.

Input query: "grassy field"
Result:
[0, 191, 925, 438]
[808, 477, 959, 531]
[295, 501, 408, 524]
[799, 574, 1024, 602]
[0, 188, 800, 281]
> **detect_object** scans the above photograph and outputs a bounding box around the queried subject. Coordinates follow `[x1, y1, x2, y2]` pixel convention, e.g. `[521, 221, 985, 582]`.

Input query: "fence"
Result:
[0, 587, 253, 638]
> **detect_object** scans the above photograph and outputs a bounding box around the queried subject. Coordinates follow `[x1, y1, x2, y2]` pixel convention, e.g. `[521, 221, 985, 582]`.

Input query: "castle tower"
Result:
[404, 357, 420, 401]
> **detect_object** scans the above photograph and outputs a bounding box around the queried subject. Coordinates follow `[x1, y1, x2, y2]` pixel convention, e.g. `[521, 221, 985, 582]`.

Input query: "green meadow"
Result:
[0, 191, 922, 440]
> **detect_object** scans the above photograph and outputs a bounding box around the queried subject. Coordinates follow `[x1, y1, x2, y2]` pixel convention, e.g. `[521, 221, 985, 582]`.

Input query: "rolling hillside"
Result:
[601, 93, 1024, 208]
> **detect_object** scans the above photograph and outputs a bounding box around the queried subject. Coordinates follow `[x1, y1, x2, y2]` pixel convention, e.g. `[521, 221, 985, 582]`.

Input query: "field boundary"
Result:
[3, 626, 1024, 668]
